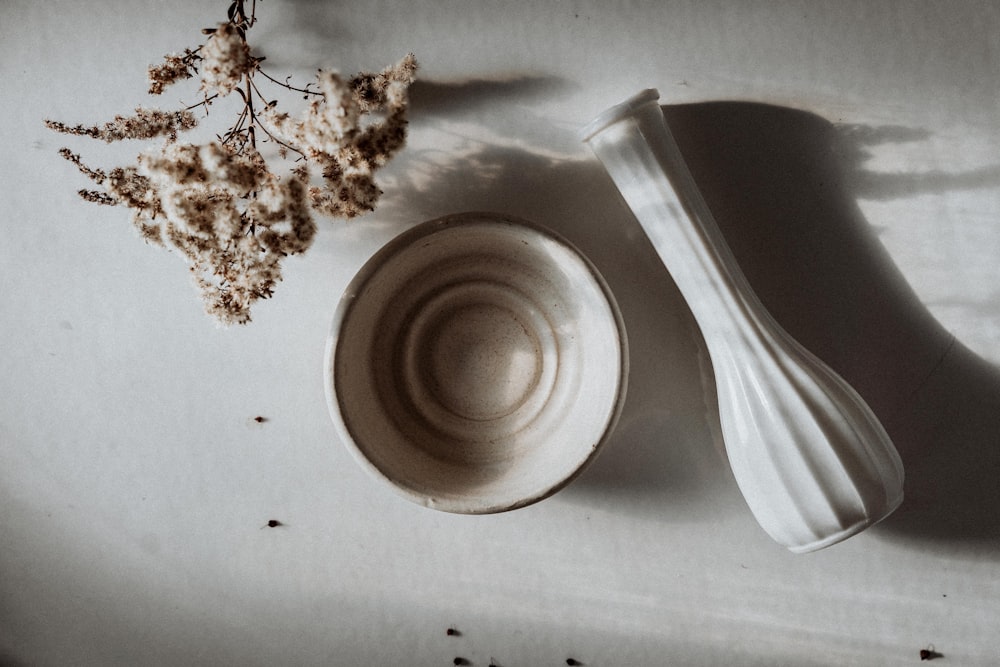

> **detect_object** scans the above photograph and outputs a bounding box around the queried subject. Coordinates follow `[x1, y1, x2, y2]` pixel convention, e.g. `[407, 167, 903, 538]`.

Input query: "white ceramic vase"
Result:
[583, 90, 904, 552]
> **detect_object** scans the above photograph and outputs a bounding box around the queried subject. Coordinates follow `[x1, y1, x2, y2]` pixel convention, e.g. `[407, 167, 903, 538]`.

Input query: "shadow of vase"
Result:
[660, 101, 1000, 553]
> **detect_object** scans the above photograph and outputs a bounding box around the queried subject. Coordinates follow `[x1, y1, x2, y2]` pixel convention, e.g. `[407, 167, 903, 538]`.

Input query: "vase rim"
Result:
[580, 88, 661, 143]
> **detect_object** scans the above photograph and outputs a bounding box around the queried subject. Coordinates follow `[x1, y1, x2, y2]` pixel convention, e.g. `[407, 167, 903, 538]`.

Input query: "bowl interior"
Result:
[326, 213, 627, 513]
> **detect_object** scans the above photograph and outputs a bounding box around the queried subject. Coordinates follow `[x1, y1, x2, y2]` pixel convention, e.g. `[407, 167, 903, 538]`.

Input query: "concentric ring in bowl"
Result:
[324, 212, 627, 513]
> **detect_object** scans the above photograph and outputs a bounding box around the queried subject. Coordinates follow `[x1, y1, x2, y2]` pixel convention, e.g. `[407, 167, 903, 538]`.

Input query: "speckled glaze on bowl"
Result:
[324, 212, 628, 513]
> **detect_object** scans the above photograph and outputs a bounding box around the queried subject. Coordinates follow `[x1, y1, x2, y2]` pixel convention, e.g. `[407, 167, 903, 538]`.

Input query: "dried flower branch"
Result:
[46, 0, 416, 326]
[148, 49, 200, 95]
[45, 108, 197, 142]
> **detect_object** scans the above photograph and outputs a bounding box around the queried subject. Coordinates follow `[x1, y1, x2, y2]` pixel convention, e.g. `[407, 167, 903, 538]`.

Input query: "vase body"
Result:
[583, 90, 903, 552]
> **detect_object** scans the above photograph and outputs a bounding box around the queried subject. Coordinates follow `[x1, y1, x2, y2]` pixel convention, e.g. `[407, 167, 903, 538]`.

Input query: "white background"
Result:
[2, 1, 999, 665]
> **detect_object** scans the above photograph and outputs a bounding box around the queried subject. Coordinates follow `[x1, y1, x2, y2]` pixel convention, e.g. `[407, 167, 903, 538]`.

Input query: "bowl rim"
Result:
[323, 211, 629, 513]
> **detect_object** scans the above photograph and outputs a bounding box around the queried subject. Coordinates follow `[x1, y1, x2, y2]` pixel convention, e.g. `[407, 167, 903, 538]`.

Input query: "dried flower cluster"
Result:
[198, 22, 253, 97]
[47, 0, 417, 325]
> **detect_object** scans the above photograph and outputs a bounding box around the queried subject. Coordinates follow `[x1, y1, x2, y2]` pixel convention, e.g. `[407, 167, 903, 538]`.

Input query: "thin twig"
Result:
[247, 77, 307, 157]
[185, 93, 219, 112]
[245, 75, 256, 148]
[256, 67, 323, 96]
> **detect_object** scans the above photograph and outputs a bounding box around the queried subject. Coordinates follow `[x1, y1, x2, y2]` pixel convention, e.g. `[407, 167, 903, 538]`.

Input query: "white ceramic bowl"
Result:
[324, 212, 628, 513]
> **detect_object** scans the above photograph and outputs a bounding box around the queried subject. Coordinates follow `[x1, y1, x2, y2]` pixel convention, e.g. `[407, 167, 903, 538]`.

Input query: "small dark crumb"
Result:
[253, 415, 268, 423]
[446, 627, 460, 637]
[266, 519, 283, 528]
[920, 646, 942, 660]
[566, 660, 583, 666]
[453, 658, 470, 666]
